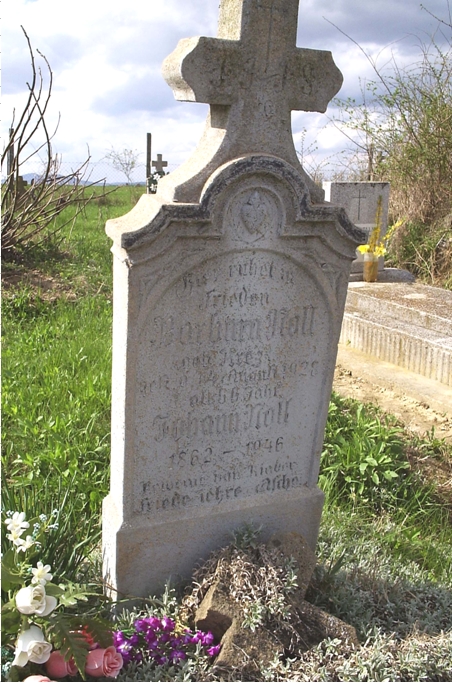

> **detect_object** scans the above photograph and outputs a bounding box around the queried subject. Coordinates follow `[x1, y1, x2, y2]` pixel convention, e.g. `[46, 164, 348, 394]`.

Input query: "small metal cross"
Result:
[152, 154, 168, 174]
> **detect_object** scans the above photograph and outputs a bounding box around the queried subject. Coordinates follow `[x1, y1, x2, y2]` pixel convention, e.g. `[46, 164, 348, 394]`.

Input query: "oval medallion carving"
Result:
[225, 186, 282, 243]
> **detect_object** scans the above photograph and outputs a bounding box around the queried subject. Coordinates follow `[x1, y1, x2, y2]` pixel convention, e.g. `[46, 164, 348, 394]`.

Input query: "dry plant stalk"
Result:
[1, 27, 107, 255]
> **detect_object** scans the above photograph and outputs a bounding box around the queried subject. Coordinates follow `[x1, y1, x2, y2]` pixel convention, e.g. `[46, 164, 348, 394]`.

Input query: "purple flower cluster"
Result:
[113, 615, 221, 668]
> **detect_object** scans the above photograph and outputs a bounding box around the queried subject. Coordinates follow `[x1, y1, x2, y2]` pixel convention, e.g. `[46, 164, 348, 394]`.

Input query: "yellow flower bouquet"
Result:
[357, 195, 404, 258]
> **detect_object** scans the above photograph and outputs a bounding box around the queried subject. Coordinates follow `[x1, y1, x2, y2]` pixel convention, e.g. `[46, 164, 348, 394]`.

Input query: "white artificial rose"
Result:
[15, 584, 58, 616]
[12, 624, 52, 667]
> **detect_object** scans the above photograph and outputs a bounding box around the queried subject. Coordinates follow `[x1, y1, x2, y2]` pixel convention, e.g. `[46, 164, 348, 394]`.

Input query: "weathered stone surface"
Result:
[160, 0, 343, 204]
[341, 281, 452, 386]
[102, 0, 365, 599]
[267, 531, 316, 599]
[292, 600, 359, 651]
[103, 154, 363, 598]
[197, 598, 359, 672]
[195, 581, 280, 672]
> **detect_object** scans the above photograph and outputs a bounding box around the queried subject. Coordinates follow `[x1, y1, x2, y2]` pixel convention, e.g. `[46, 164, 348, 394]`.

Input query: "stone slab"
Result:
[340, 282, 452, 386]
[349, 267, 415, 284]
[335, 345, 452, 422]
[103, 155, 363, 598]
[103, 0, 364, 599]
[104, 486, 324, 598]
[346, 282, 452, 335]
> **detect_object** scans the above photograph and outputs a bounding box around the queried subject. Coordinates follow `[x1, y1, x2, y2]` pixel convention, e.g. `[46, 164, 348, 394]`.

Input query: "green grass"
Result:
[321, 394, 452, 580]
[2, 185, 451, 566]
[1, 187, 146, 577]
[2, 294, 112, 504]
[386, 219, 452, 290]
[2, 185, 451, 680]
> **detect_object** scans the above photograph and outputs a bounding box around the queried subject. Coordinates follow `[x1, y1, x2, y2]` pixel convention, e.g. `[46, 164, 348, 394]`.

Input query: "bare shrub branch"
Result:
[1, 27, 108, 256]
[327, 9, 452, 225]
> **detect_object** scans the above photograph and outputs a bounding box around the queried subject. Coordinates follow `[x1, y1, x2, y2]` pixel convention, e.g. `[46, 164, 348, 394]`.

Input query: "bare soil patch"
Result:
[2, 263, 91, 301]
[333, 363, 452, 444]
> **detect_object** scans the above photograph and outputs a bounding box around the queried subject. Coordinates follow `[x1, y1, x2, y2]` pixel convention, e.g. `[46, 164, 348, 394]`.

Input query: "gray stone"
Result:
[349, 267, 415, 283]
[194, 534, 358, 674]
[341, 282, 452, 386]
[267, 531, 316, 599]
[323, 181, 390, 273]
[102, 0, 365, 599]
[152, 154, 168, 174]
[160, 0, 343, 205]
[195, 582, 280, 673]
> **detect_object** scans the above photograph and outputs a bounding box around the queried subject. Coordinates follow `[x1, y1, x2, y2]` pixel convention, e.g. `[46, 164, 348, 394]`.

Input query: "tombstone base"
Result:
[102, 486, 324, 599]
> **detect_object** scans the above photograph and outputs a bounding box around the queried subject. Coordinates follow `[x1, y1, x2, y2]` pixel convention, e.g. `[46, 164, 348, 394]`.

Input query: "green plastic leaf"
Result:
[1, 560, 24, 588]
[58, 583, 89, 607]
[0, 606, 22, 635]
[1, 548, 18, 568]
[46, 614, 90, 680]
[44, 582, 65, 597]
[7, 665, 22, 682]
[79, 615, 114, 649]
[1, 598, 17, 613]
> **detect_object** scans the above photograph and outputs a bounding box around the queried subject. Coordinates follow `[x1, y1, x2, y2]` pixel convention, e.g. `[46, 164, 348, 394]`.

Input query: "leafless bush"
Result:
[328, 7, 452, 226]
[104, 148, 141, 185]
[1, 28, 106, 257]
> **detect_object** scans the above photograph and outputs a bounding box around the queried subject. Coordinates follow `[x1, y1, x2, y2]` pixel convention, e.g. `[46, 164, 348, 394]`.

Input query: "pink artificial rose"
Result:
[85, 646, 123, 678]
[45, 650, 78, 678]
[23, 676, 56, 683]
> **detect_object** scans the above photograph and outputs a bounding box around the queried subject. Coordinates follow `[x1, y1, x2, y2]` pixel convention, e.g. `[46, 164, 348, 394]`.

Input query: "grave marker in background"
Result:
[323, 181, 390, 272]
[103, 0, 365, 599]
[146, 133, 152, 193]
[152, 153, 168, 175]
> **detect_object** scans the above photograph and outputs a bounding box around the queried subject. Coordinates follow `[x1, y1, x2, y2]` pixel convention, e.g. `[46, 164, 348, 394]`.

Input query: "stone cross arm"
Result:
[159, 0, 343, 202]
[152, 153, 168, 174]
[163, 37, 341, 114]
[163, 0, 343, 116]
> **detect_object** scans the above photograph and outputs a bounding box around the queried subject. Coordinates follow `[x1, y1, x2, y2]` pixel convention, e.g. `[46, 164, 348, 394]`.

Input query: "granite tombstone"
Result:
[103, 0, 364, 598]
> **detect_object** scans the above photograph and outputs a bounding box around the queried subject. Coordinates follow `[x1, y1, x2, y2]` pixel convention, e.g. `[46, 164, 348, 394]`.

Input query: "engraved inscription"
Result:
[134, 251, 330, 515]
[138, 447, 307, 514]
[149, 306, 316, 347]
[300, 64, 314, 95]
[151, 397, 291, 443]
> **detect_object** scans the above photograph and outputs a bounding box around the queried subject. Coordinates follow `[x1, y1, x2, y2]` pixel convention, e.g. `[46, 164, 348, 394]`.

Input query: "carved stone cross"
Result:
[103, 0, 363, 600]
[351, 187, 367, 222]
[161, 0, 343, 202]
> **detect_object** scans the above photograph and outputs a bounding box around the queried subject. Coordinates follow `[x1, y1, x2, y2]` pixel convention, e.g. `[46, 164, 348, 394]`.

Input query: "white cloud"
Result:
[3, 0, 451, 181]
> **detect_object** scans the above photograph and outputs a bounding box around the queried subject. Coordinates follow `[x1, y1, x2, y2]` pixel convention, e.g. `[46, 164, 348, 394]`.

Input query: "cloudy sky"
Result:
[3, 0, 451, 182]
